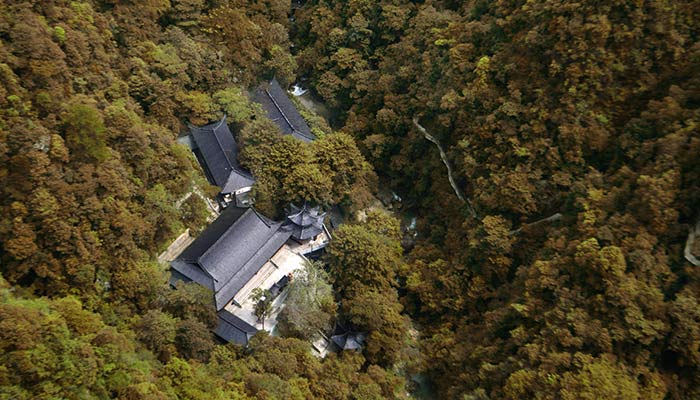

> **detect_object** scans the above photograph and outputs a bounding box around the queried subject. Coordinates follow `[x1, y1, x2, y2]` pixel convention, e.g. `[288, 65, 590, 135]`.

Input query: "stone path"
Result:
[157, 229, 194, 264]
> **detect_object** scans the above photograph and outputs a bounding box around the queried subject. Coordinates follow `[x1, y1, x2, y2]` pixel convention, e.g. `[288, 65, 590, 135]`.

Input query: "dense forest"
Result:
[292, 0, 700, 398]
[0, 0, 699, 399]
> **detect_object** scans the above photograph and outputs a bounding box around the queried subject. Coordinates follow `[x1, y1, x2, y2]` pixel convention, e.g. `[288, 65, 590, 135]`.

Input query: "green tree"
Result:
[133, 310, 177, 362]
[559, 354, 664, 400]
[180, 194, 211, 235]
[111, 261, 165, 313]
[293, 0, 700, 397]
[327, 211, 404, 293]
[175, 317, 215, 362]
[62, 102, 110, 162]
[278, 261, 336, 339]
[0, 276, 171, 399]
[250, 288, 273, 330]
[312, 132, 376, 211]
[214, 86, 258, 123]
[161, 280, 218, 328]
[343, 286, 409, 366]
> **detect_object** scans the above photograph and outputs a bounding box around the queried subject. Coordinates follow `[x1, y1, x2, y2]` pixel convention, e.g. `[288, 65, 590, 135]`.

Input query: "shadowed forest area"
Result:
[1, 0, 699, 399]
[292, 1, 700, 398]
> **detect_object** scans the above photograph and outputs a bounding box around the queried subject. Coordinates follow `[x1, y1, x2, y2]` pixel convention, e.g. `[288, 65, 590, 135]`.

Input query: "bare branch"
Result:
[509, 213, 562, 235]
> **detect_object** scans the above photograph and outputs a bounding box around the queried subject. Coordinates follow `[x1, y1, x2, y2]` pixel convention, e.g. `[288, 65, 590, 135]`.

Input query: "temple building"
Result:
[253, 78, 316, 142]
[171, 80, 330, 345]
[169, 204, 331, 346]
[180, 79, 316, 208]
[331, 331, 367, 351]
[286, 203, 326, 242]
[180, 115, 255, 207]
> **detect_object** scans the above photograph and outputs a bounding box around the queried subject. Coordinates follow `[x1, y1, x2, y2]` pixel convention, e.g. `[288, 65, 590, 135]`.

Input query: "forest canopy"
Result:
[1, 0, 699, 399]
[292, 0, 700, 398]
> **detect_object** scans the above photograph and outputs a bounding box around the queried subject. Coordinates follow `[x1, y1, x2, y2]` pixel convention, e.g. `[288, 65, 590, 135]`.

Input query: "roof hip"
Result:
[264, 88, 296, 134]
[197, 208, 257, 273]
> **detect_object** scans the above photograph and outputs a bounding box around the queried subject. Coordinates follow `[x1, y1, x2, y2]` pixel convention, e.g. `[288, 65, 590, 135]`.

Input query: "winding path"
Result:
[685, 218, 700, 266]
[412, 116, 476, 218]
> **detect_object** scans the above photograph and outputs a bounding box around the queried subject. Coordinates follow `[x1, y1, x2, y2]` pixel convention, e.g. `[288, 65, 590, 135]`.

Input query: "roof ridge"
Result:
[292, 127, 316, 141]
[288, 203, 326, 226]
[287, 203, 306, 219]
[230, 165, 254, 178]
[218, 309, 257, 333]
[211, 114, 227, 130]
[251, 207, 274, 228]
[197, 262, 217, 282]
[188, 114, 226, 130]
[265, 79, 314, 141]
[209, 115, 234, 172]
[264, 86, 296, 134]
[215, 224, 289, 308]
[198, 208, 256, 277]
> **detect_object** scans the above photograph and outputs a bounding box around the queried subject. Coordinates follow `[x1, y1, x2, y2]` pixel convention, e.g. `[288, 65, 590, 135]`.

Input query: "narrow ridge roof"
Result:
[253, 78, 316, 142]
[189, 115, 255, 192]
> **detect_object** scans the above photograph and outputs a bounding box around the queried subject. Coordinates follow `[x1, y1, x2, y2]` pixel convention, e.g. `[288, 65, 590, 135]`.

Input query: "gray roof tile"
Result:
[253, 78, 315, 142]
[222, 169, 255, 194]
[173, 206, 293, 311]
[214, 310, 257, 345]
[288, 223, 324, 241]
[179, 205, 249, 263]
[214, 226, 292, 309]
[200, 210, 280, 289]
[170, 259, 214, 291]
[286, 204, 326, 240]
[189, 115, 255, 193]
[331, 332, 367, 350]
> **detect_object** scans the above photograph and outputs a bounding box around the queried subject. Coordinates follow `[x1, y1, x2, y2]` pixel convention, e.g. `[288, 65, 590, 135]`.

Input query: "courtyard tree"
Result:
[278, 261, 336, 339]
[251, 288, 273, 330]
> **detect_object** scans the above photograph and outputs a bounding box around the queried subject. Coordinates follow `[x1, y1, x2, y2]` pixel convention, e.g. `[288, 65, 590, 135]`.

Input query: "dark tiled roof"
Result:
[170, 259, 214, 291]
[222, 169, 255, 194]
[253, 78, 315, 142]
[189, 115, 255, 193]
[189, 115, 237, 187]
[214, 310, 257, 346]
[287, 203, 325, 226]
[179, 205, 249, 263]
[213, 221, 292, 309]
[331, 332, 367, 350]
[285, 203, 326, 241]
[200, 209, 279, 286]
[289, 224, 324, 241]
[173, 206, 292, 310]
